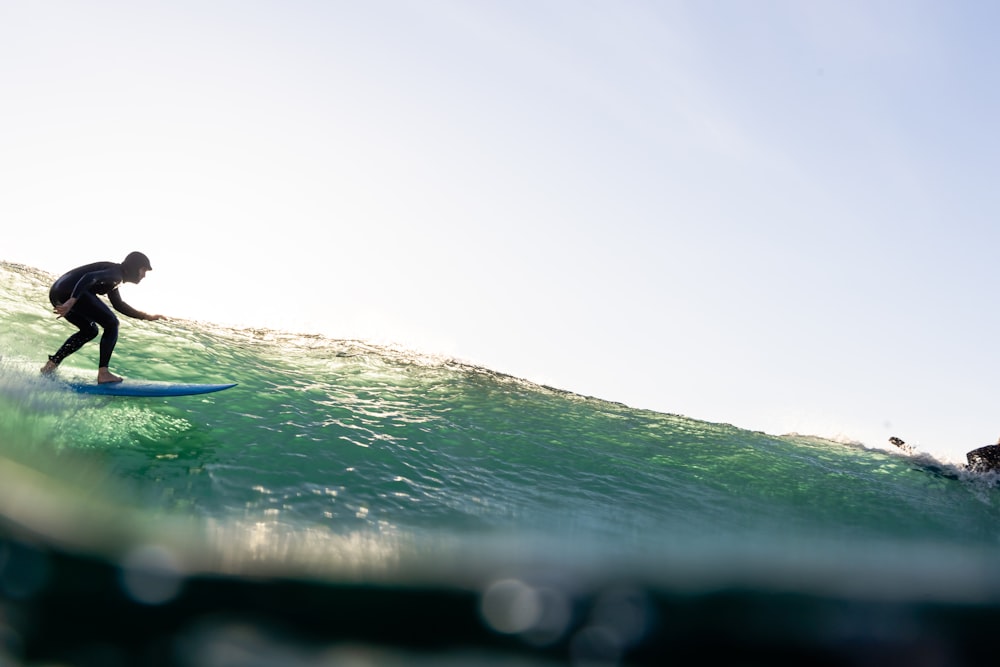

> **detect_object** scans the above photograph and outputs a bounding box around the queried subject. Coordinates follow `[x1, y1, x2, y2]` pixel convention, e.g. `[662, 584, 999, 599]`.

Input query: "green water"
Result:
[3, 260, 1000, 603]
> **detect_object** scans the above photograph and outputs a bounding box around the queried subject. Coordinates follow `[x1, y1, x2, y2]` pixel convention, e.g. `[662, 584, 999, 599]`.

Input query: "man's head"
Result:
[122, 251, 152, 283]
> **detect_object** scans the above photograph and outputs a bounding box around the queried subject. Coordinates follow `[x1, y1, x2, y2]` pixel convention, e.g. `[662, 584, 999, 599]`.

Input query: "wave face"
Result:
[4, 260, 1000, 664]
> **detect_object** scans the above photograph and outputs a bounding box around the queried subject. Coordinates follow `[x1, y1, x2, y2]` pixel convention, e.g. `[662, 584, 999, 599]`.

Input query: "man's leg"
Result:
[85, 297, 122, 383]
[43, 312, 99, 372]
[41, 294, 122, 383]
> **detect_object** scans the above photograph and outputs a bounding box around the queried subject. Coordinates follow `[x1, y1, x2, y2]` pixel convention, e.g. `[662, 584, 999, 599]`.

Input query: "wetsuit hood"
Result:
[121, 251, 152, 282]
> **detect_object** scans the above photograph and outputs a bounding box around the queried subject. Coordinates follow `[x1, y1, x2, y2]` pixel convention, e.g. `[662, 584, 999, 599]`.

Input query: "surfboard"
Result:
[68, 380, 237, 397]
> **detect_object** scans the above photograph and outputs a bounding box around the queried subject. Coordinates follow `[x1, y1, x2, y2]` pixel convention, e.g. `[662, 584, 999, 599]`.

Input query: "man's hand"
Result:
[146, 314, 167, 321]
[54, 297, 77, 318]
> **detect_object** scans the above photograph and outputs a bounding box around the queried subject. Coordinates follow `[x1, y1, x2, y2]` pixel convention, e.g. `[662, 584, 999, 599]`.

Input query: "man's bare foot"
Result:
[97, 367, 123, 384]
[40, 359, 58, 375]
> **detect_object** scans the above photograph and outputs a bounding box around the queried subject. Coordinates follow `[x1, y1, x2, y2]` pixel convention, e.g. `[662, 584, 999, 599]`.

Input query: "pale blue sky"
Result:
[4, 1, 1000, 461]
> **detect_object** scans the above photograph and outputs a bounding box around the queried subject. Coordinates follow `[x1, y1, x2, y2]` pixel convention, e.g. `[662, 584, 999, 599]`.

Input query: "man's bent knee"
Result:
[80, 323, 99, 342]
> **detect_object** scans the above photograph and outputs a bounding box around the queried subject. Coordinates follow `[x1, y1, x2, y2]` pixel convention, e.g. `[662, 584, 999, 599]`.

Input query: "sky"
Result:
[3, 0, 1000, 462]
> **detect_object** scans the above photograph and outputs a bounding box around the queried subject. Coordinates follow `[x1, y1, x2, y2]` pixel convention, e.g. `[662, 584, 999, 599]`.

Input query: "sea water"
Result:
[3, 260, 1000, 666]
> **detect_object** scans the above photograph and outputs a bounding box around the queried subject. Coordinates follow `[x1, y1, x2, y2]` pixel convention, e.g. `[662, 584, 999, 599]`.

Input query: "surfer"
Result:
[890, 436, 1000, 473]
[40, 252, 165, 384]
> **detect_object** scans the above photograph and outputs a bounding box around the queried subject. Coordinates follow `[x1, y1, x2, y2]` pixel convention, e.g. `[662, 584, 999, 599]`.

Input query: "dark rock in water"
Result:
[966, 444, 1000, 473]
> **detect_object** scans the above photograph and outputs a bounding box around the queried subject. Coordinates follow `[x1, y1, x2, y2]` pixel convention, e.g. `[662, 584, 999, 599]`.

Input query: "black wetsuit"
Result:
[48, 262, 150, 368]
